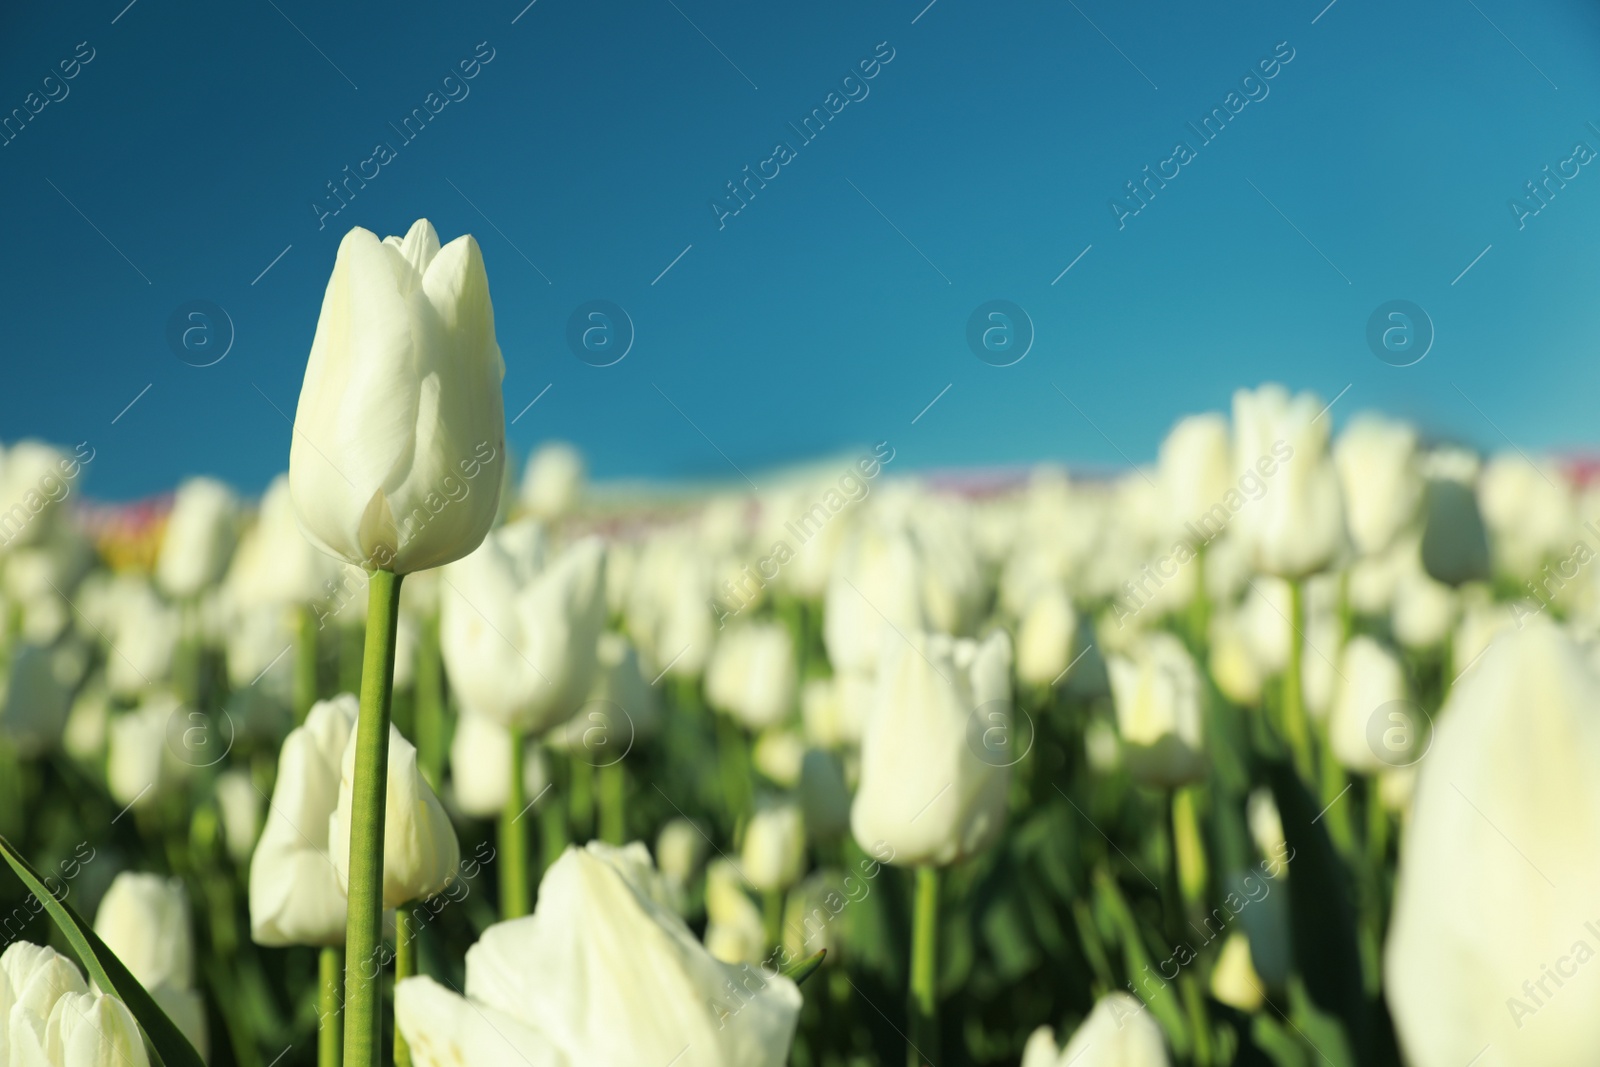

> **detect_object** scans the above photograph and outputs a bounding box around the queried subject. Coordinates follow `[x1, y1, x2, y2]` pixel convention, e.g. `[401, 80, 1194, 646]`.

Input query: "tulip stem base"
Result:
[501, 726, 531, 919]
[319, 946, 343, 1067]
[907, 866, 940, 1067]
[343, 567, 404, 1067]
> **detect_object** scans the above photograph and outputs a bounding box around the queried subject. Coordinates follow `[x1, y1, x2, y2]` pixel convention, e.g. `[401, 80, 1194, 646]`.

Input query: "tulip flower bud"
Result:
[1231, 384, 1346, 578]
[251, 694, 358, 947]
[45, 991, 153, 1067]
[156, 476, 240, 599]
[1208, 610, 1264, 707]
[440, 522, 607, 734]
[851, 630, 1013, 868]
[1333, 415, 1423, 556]
[706, 622, 797, 731]
[519, 441, 585, 519]
[1107, 632, 1205, 789]
[1328, 636, 1408, 774]
[330, 719, 460, 909]
[1387, 620, 1600, 1065]
[93, 872, 208, 1058]
[741, 798, 807, 893]
[1022, 993, 1170, 1067]
[1015, 582, 1078, 688]
[1391, 552, 1459, 651]
[395, 842, 802, 1066]
[2, 940, 90, 1064]
[751, 729, 805, 788]
[289, 219, 507, 575]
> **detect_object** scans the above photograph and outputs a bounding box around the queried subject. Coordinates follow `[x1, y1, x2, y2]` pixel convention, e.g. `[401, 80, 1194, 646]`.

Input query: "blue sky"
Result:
[2, 0, 1598, 500]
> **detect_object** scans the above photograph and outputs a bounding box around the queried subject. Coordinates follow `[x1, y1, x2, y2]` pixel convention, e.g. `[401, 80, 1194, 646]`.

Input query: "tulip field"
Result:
[0, 218, 1594, 1067]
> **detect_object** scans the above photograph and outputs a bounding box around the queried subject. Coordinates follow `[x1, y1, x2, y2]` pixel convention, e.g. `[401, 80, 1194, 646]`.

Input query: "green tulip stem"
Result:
[319, 946, 343, 1067]
[500, 725, 531, 919]
[295, 605, 320, 723]
[569, 757, 595, 841]
[763, 887, 784, 952]
[1188, 544, 1210, 653]
[540, 785, 569, 879]
[414, 615, 445, 792]
[1283, 578, 1316, 783]
[907, 865, 940, 1067]
[394, 904, 416, 1067]
[342, 567, 403, 1067]
[598, 759, 626, 845]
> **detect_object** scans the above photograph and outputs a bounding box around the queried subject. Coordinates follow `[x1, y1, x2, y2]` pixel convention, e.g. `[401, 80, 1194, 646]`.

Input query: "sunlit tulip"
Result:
[5, 535, 94, 643]
[851, 630, 1013, 867]
[156, 476, 239, 598]
[1334, 415, 1423, 556]
[251, 694, 357, 947]
[1328, 636, 1407, 774]
[824, 522, 926, 676]
[216, 767, 262, 864]
[1391, 555, 1459, 651]
[1107, 632, 1205, 788]
[1022, 993, 1170, 1067]
[1015, 582, 1078, 688]
[107, 694, 186, 810]
[226, 473, 339, 608]
[44, 991, 153, 1067]
[440, 522, 606, 734]
[330, 719, 459, 909]
[741, 798, 806, 893]
[448, 709, 549, 819]
[1387, 620, 1600, 1065]
[0, 441, 79, 549]
[706, 622, 797, 731]
[394, 842, 802, 1066]
[519, 441, 585, 519]
[704, 857, 767, 965]
[289, 219, 506, 575]
[1208, 610, 1264, 707]
[1478, 453, 1575, 580]
[1160, 413, 1235, 531]
[1231, 384, 1345, 578]
[3, 940, 89, 1064]
[93, 871, 207, 1058]
[752, 729, 805, 788]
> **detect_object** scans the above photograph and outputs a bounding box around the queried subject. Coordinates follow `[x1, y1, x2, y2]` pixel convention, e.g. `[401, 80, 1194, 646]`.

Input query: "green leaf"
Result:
[781, 948, 827, 986]
[0, 834, 205, 1067]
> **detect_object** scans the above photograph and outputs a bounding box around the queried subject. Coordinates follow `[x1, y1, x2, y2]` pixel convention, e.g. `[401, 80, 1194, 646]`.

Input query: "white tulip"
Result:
[704, 858, 767, 966]
[289, 219, 506, 575]
[440, 522, 606, 734]
[1231, 384, 1346, 578]
[655, 818, 709, 887]
[1334, 415, 1423, 556]
[226, 473, 339, 609]
[92, 872, 207, 1058]
[1246, 788, 1286, 869]
[250, 694, 357, 947]
[1208, 610, 1264, 707]
[156, 476, 239, 598]
[1209, 933, 1265, 1012]
[741, 799, 806, 893]
[329, 719, 459, 909]
[751, 729, 805, 788]
[1015, 582, 1078, 688]
[823, 522, 926, 676]
[851, 630, 1013, 867]
[107, 694, 186, 810]
[1479, 453, 1575, 581]
[1024, 993, 1170, 1067]
[44, 991, 153, 1067]
[448, 710, 549, 819]
[394, 842, 802, 1066]
[3, 940, 89, 1064]
[1107, 632, 1205, 788]
[103, 578, 180, 699]
[1391, 557, 1459, 651]
[520, 442, 585, 519]
[1386, 620, 1600, 1066]
[706, 622, 797, 731]
[215, 767, 262, 864]
[63, 684, 109, 763]
[1160, 413, 1235, 532]
[1328, 636, 1407, 774]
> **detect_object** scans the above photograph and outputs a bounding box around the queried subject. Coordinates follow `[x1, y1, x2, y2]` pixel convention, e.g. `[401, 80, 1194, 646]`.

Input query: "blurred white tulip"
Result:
[1231, 384, 1345, 578]
[1208, 610, 1264, 707]
[44, 990, 153, 1067]
[1334, 415, 1423, 556]
[520, 442, 585, 519]
[156, 476, 239, 599]
[93, 871, 207, 1058]
[851, 630, 1013, 867]
[1108, 632, 1205, 788]
[706, 622, 796, 731]
[251, 694, 357, 947]
[1418, 448, 1491, 587]
[107, 694, 186, 810]
[226, 473, 339, 609]
[1160, 413, 1235, 532]
[289, 219, 506, 575]
[1387, 620, 1600, 1066]
[395, 842, 802, 1066]
[824, 522, 926, 676]
[1023, 993, 1170, 1067]
[1209, 932, 1265, 1012]
[1015, 582, 1078, 688]
[330, 719, 459, 909]
[448, 709, 549, 819]
[1479, 453, 1575, 581]
[215, 767, 262, 864]
[440, 522, 606, 734]
[655, 817, 708, 889]
[741, 799, 806, 893]
[704, 857, 767, 966]
[751, 728, 805, 788]
[1328, 636, 1407, 774]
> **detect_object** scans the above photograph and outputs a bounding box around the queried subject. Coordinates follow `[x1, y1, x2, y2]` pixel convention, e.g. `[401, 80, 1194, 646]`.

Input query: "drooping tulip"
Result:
[1386, 620, 1600, 1066]
[1107, 632, 1205, 788]
[850, 630, 1013, 867]
[1230, 384, 1346, 578]
[250, 694, 358, 947]
[439, 522, 607, 734]
[156, 476, 239, 598]
[329, 720, 460, 909]
[289, 219, 507, 575]
[394, 842, 802, 1066]
[93, 872, 208, 1058]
